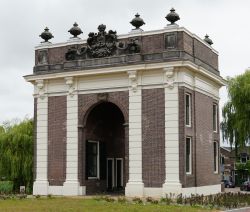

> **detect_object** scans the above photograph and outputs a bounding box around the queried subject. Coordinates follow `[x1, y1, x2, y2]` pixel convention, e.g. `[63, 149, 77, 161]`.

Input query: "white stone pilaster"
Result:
[162, 67, 182, 196]
[63, 77, 84, 195]
[33, 80, 49, 195]
[125, 70, 144, 197]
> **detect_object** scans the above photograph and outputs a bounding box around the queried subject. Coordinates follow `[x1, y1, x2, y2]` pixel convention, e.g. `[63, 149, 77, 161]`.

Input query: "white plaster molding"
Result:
[126, 71, 144, 196]
[127, 70, 138, 92]
[35, 79, 46, 99]
[125, 182, 144, 197]
[163, 69, 182, 195]
[33, 95, 49, 195]
[33, 180, 49, 195]
[65, 76, 76, 97]
[163, 66, 175, 89]
[63, 92, 79, 195]
[48, 185, 86, 196]
[24, 61, 226, 89]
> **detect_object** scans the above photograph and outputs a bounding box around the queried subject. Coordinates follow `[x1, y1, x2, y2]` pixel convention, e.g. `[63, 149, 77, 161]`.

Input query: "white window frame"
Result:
[185, 93, 191, 127]
[213, 141, 219, 174]
[213, 104, 218, 132]
[87, 140, 100, 180]
[115, 158, 123, 187]
[186, 137, 192, 175]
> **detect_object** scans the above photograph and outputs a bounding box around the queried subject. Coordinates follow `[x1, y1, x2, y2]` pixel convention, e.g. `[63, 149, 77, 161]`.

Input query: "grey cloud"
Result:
[0, 0, 249, 123]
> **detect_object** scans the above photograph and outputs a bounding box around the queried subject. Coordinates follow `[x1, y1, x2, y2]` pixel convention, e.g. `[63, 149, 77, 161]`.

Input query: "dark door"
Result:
[107, 158, 114, 190]
[116, 158, 123, 189]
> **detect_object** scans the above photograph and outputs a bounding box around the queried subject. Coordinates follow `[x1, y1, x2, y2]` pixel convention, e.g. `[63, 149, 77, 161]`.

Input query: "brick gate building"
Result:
[24, 10, 225, 197]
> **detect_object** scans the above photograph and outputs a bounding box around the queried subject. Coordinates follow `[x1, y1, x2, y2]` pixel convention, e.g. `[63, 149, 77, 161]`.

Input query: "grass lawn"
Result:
[0, 197, 218, 212]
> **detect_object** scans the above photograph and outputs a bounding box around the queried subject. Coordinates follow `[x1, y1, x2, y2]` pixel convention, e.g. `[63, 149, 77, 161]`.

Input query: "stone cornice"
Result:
[24, 60, 226, 87]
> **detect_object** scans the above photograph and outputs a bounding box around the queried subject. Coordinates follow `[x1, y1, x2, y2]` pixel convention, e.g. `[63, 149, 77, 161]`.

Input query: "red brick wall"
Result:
[48, 96, 67, 186]
[179, 87, 220, 187]
[195, 92, 220, 186]
[142, 88, 165, 187]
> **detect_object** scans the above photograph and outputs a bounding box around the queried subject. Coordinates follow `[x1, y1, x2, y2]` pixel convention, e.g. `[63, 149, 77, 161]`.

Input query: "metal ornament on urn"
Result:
[165, 8, 180, 25]
[68, 22, 83, 39]
[130, 13, 145, 31]
[204, 34, 213, 45]
[40, 27, 54, 43]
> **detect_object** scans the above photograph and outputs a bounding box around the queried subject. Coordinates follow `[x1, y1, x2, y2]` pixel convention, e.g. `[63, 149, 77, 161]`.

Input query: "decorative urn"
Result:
[68, 22, 83, 38]
[204, 34, 213, 45]
[130, 13, 145, 30]
[165, 8, 180, 25]
[40, 27, 54, 43]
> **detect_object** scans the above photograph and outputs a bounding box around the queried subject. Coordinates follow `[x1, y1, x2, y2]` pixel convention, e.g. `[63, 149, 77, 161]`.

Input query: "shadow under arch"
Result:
[78, 99, 128, 195]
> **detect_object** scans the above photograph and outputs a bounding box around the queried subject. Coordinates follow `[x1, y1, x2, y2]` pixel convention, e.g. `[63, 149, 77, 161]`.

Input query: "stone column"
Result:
[33, 80, 49, 195]
[63, 77, 84, 195]
[162, 67, 182, 195]
[125, 70, 144, 197]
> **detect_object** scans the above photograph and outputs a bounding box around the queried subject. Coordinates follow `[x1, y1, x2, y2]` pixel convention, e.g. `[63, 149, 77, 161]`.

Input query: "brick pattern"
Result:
[193, 39, 218, 70]
[35, 31, 218, 72]
[78, 91, 129, 194]
[33, 98, 37, 181]
[179, 87, 220, 188]
[142, 88, 165, 187]
[141, 34, 164, 54]
[48, 96, 67, 186]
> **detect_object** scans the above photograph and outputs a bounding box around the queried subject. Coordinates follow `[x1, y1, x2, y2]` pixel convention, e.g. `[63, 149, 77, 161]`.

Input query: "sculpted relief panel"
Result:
[65, 24, 141, 60]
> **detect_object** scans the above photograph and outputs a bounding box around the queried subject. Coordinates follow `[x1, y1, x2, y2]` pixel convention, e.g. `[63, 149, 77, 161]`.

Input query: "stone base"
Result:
[33, 180, 49, 195]
[125, 181, 144, 197]
[162, 181, 182, 197]
[63, 181, 83, 195]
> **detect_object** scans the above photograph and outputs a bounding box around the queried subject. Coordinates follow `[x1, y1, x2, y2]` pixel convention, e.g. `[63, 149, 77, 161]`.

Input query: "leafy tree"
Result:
[221, 70, 250, 150]
[0, 118, 33, 192]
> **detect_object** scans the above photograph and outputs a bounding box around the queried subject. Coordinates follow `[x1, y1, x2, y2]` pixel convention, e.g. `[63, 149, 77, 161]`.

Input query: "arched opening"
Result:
[83, 102, 125, 194]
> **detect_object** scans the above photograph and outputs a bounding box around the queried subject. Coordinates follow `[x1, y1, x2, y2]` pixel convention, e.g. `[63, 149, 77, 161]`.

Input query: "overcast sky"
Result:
[0, 0, 249, 124]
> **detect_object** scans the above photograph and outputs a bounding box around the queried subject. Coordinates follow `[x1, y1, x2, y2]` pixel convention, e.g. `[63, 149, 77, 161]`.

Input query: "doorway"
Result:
[83, 102, 125, 194]
[107, 158, 123, 191]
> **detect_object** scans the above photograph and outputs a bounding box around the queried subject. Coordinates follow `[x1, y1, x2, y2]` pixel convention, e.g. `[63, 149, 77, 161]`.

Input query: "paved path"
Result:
[225, 207, 250, 212]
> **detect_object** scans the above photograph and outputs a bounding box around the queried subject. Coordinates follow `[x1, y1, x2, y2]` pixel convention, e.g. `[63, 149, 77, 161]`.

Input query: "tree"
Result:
[0, 118, 33, 192]
[221, 70, 250, 149]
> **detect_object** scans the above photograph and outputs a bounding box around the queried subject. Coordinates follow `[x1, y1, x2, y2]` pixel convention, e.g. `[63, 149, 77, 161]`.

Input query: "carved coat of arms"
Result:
[65, 24, 141, 60]
[87, 24, 117, 58]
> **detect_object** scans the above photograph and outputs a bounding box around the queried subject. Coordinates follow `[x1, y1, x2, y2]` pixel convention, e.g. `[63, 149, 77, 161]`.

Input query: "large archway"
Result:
[82, 101, 126, 194]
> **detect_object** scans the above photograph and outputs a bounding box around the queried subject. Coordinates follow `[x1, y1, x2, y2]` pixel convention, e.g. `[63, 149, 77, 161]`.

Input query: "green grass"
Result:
[0, 197, 217, 212]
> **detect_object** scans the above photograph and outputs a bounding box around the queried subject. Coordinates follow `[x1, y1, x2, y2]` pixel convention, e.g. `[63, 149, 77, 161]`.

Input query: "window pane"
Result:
[213, 105, 217, 131]
[214, 142, 217, 172]
[186, 138, 191, 173]
[87, 142, 98, 178]
[185, 94, 190, 126]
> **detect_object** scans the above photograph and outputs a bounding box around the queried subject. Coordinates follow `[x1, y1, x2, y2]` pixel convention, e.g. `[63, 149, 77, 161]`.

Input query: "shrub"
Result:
[103, 196, 115, 202]
[117, 197, 126, 203]
[132, 197, 143, 204]
[0, 181, 13, 194]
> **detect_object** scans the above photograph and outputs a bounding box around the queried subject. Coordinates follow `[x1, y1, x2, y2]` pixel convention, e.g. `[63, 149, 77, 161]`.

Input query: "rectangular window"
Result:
[186, 137, 192, 174]
[213, 104, 218, 132]
[185, 93, 191, 127]
[241, 157, 247, 163]
[213, 141, 218, 173]
[220, 155, 225, 165]
[87, 141, 99, 179]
